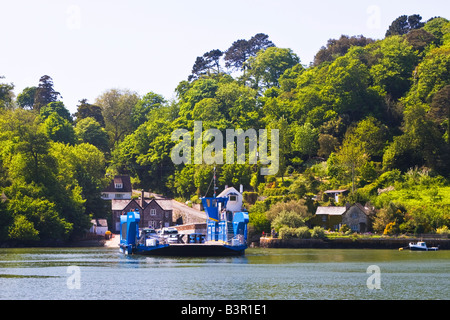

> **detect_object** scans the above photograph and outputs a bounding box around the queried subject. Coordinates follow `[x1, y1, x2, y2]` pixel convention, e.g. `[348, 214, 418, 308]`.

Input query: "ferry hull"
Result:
[122, 243, 246, 256]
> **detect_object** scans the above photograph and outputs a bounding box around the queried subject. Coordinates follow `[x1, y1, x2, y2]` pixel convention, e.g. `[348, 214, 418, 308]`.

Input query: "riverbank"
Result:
[0, 234, 119, 248]
[259, 237, 450, 249]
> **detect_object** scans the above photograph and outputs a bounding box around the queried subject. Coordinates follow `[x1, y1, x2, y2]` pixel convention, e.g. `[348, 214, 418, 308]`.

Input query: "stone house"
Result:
[312, 203, 369, 233]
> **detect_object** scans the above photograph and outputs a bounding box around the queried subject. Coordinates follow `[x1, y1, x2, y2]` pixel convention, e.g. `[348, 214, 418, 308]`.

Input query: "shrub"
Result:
[279, 227, 297, 239]
[296, 226, 311, 239]
[311, 226, 326, 239]
[279, 226, 312, 239]
[339, 224, 350, 233]
[436, 225, 450, 237]
[8, 215, 39, 241]
[242, 192, 258, 205]
[383, 222, 399, 235]
[266, 199, 310, 221]
[271, 210, 305, 231]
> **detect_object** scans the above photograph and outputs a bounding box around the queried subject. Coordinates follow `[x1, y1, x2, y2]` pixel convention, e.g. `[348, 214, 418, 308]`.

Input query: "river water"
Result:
[0, 247, 448, 300]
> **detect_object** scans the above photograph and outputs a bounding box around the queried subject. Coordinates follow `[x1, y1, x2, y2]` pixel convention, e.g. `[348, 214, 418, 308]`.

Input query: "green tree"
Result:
[189, 49, 224, 81]
[16, 86, 37, 110]
[321, 48, 381, 121]
[413, 46, 450, 102]
[40, 101, 72, 122]
[42, 113, 76, 145]
[0, 76, 15, 110]
[75, 117, 109, 152]
[292, 123, 319, 159]
[132, 91, 166, 128]
[74, 99, 105, 127]
[429, 85, 450, 144]
[244, 47, 300, 90]
[224, 33, 275, 72]
[314, 35, 375, 66]
[96, 89, 140, 146]
[318, 134, 339, 158]
[423, 17, 450, 45]
[369, 36, 418, 99]
[33, 75, 61, 112]
[8, 215, 40, 242]
[385, 14, 424, 37]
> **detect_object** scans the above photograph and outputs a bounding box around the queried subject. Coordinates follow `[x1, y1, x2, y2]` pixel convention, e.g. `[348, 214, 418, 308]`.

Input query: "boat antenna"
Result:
[213, 166, 216, 198]
[203, 166, 217, 198]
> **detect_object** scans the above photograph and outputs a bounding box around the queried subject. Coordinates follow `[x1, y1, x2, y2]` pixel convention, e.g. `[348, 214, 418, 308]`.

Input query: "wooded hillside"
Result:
[1, 15, 449, 242]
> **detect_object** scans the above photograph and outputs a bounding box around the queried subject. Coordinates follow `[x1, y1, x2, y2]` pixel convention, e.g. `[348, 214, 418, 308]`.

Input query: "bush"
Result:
[266, 199, 310, 221]
[383, 222, 399, 235]
[311, 226, 326, 239]
[242, 192, 258, 205]
[279, 227, 297, 239]
[279, 226, 311, 239]
[296, 226, 311, 239]
[8, 215, 39, 241]
[271, 210, 305, 231]
[339, 224, 350, 233]
[436, 225, 450, 237]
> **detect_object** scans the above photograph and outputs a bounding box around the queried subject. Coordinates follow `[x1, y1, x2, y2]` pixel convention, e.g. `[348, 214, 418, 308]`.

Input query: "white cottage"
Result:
[218, 186, 243, 213]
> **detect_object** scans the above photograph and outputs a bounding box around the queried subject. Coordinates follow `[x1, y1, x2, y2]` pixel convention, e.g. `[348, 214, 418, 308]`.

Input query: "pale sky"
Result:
[1, 0, 448, 113]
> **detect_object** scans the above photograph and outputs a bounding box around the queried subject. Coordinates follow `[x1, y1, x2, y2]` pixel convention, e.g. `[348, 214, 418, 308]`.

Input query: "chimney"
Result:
[240, 184, 243, 194]
[140, 189, 145, 208]
[345, 202, 351, 210]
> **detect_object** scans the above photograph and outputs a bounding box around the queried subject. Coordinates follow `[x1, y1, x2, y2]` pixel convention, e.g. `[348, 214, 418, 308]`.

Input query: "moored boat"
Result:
[408, 241, 439, 251]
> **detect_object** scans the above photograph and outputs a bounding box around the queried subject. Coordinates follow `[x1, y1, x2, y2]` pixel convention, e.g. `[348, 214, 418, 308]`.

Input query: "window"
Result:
[115, 194, 123, 199]
[150, 209, 156, 215]
[229, 194, 237, 202]
[351, 212, 358, 219]
[322, 215, 327, 222]
[351, 224, 359, 232]
[115, 183, 123, 189]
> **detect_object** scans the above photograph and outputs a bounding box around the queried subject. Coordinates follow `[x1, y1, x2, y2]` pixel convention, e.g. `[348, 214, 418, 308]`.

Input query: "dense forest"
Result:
[1, 14, 449, 243]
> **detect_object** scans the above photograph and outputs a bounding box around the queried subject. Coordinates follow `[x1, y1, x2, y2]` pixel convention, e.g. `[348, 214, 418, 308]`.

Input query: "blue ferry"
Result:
[119, 196, 249, 256]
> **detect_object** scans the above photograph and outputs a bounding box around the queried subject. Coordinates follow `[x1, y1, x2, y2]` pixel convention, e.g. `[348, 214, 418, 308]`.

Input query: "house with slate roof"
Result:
[312, 203, 369, 233]
[101, 175, 132, 200]
[110, 190, 173, 232]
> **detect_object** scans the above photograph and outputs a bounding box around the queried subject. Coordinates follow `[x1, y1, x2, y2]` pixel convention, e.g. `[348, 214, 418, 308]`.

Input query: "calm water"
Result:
[0, 247, 448, 300]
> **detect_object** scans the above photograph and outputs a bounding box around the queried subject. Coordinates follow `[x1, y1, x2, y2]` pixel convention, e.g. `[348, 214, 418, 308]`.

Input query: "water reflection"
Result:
[0, 247, 449, 300]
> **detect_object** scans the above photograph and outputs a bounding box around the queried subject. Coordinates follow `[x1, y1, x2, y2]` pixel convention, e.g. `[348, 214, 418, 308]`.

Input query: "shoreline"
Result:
[2, 234, 449, 250]
[259, 237, 450, 250]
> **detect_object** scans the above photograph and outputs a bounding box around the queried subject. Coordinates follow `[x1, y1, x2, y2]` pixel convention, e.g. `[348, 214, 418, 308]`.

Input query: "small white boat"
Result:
[408, 241, 439, 251]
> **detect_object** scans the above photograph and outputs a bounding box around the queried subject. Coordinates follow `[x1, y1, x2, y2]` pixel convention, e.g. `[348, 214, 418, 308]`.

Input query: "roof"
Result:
[218, 187, 241, 197]
[103, 175, 132, 193]
[315, 206, 347, 215]
[324, 189, 348, 194]
[153, 199, 173, 211]
[90, 219, 108, 227]
[111, 199, 139, 211]
[111, 198, 173, 212]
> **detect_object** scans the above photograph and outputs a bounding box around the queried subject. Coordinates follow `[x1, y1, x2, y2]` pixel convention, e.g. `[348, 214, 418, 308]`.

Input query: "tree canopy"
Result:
[1, 14, 450, 243]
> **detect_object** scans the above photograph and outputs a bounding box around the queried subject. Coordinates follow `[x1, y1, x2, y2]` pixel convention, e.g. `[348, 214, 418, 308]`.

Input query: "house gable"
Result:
[141, 199, 173, 229]
[102, 175, 132, 200]
[342, 204, 369, 233]
[217, 187, 243, 213]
